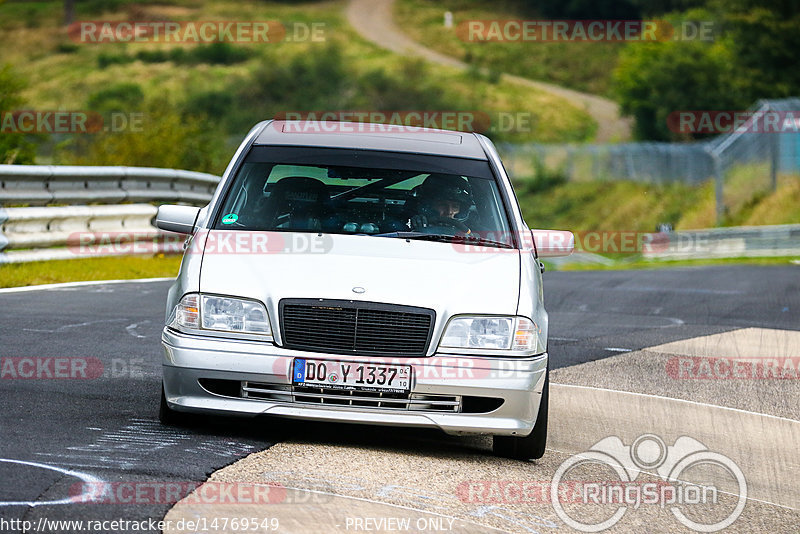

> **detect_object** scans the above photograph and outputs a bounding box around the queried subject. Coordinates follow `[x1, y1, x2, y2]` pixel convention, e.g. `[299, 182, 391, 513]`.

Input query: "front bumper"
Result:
[161, 328, 547, 436]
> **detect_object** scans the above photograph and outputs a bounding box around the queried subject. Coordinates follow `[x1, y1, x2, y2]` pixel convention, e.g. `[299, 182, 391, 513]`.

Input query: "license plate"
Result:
[292, 359, 411, 393]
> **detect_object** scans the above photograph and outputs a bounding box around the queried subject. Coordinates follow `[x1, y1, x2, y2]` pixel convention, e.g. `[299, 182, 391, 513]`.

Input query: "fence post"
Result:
[565, 146, 574, 180]
[770, 133, 779, 192]
[0, 207, 7, 252]
[706, 148, 724, 225]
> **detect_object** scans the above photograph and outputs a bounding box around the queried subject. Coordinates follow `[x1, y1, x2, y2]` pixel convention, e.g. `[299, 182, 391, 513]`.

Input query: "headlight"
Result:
[441, 317, 512, 349]
[171, 293, 272, 339]
[439, 316, 542, 355]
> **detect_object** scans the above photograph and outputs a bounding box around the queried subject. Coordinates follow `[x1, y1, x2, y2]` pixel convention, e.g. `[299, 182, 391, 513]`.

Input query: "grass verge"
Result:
[0, 254, 181, 288]
[1, 251, 795, 290]
[515, 172, 800, 232]
[543, 256, 800, 272]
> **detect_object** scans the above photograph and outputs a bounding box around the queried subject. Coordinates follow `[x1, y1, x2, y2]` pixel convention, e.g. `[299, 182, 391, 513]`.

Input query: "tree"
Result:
[720, 4, 800, 101]
[613, 39, 743, 140]
[613, 2, 800, 140]
[0, 65, 36, 164]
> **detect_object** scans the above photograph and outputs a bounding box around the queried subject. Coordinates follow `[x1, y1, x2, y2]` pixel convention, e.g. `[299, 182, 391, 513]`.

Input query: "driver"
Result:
[410, 174, 473, 231]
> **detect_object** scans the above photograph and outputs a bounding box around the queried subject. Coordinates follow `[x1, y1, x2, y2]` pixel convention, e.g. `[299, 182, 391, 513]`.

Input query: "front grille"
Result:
[280, 299, 434, 356]
[242, 381, 461, 412]
[198, 379, 503, 414]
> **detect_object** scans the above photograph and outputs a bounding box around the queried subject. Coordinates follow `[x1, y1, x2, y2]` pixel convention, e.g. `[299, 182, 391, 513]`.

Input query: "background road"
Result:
[345, 0, 632, 142]
[0, 265, 797, 532]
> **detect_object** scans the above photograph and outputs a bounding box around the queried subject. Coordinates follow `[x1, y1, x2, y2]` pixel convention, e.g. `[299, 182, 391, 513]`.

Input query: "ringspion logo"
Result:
[551, 434, 747, 532]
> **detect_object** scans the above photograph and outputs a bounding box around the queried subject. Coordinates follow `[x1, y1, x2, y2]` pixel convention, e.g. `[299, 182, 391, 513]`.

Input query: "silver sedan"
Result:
[156, 121, 573, 460]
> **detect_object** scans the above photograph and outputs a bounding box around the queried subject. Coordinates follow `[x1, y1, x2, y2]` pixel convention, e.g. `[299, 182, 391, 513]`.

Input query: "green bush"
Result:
[234, 44, 351, 124]
[613, 37, 741, 141]
[59, 98, 227, 174]
[613, 3, 800, 140]
[87, 83, 145, 112]
[182, 90, 234, 121]
[187, 42, 252, 65]
[76, 0, 142, 16]
[97, 52, 134, 69]
[55, 42, 80, 54]
[134, 49, 170, 63]
[109, 43, 252, 68]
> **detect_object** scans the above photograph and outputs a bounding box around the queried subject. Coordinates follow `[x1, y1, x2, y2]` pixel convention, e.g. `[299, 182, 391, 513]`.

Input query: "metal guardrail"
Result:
[0, 164, 221, 264]
[0, 164, 220, 206]
[545, 225, 800, 268]
[0, 165, 797, 265]
[649, 224, 800, 260]
[0, 204, 180, 264]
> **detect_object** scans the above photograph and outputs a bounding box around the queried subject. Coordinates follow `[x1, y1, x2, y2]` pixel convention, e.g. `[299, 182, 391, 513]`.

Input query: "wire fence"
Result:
[498, 98, 800, 223]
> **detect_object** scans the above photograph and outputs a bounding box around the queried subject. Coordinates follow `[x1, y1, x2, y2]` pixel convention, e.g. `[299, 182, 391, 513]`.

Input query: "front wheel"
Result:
[493, 368, 549, 460]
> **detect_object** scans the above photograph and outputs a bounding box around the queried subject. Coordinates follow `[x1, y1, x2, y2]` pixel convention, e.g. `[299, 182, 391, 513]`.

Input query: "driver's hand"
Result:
[411, 214, 429, 230]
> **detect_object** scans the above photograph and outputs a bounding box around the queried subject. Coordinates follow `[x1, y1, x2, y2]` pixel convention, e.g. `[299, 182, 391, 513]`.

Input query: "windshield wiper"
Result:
[375, 232, 513, 249]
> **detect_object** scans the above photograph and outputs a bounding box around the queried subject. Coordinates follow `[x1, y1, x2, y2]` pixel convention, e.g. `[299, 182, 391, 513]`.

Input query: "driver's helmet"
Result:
[415, 174, 474, 221]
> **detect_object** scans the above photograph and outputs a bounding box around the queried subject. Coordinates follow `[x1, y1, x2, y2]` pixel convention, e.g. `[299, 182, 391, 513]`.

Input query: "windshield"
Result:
[213, 146, 515, 247]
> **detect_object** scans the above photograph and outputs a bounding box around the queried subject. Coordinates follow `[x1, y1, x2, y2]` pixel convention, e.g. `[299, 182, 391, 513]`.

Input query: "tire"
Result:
[159, 382, 189, 426]
[493, 368, 549, 460]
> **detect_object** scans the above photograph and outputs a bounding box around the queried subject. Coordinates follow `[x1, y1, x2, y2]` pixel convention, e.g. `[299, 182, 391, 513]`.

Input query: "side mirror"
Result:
[156, 205, 200, 234]
[531, 229, 574, 258]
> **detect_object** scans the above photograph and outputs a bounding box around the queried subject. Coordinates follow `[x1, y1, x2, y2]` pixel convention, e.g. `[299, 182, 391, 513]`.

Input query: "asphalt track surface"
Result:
[0, 265, 797, 533]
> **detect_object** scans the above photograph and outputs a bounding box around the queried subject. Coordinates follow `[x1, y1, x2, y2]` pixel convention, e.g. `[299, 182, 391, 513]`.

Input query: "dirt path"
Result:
[345, 0, 632, 142]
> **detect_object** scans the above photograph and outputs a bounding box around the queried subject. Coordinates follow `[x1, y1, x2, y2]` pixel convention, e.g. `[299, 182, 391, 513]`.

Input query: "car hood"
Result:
[198, 230, 520, 333]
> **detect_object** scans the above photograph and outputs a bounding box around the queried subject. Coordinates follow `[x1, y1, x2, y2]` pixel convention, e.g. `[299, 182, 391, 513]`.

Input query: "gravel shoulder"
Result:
[164, 426, 798, 533]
